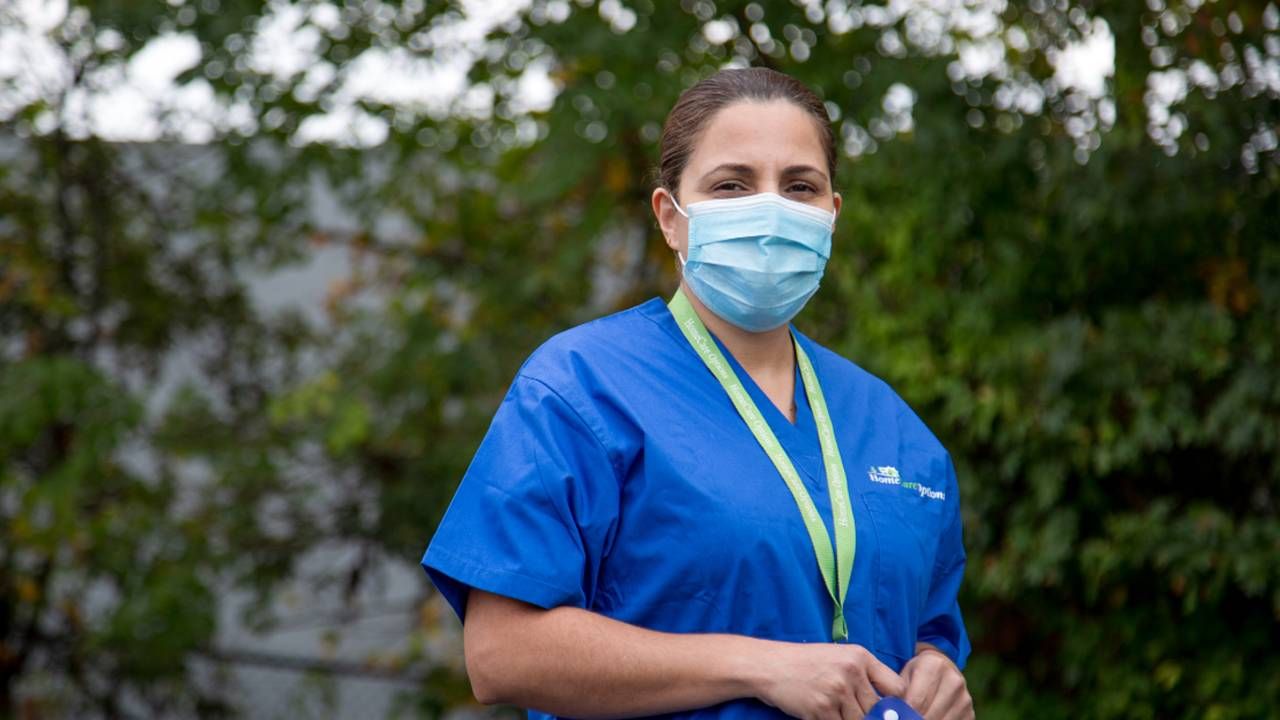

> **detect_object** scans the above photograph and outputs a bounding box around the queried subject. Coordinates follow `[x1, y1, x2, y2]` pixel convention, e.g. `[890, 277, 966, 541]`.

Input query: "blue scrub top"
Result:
[422, 298, 970, 719]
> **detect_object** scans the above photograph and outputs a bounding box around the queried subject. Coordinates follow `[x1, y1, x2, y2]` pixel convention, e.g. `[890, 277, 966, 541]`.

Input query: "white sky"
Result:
[0, 0, 1122, 147]
[0, 0, 552, 144]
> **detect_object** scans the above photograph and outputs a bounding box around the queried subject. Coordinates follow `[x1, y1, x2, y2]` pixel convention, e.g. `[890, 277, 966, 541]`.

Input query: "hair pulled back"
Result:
[658, 68, 837, 200]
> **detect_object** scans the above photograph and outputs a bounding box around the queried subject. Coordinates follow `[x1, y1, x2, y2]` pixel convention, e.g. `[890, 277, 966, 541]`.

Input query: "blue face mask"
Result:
[672, 191, 835, 333]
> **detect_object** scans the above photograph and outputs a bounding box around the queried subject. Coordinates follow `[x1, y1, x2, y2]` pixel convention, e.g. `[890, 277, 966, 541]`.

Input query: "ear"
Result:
[650, 187, 684, 253]
[832, 191, 843, 221]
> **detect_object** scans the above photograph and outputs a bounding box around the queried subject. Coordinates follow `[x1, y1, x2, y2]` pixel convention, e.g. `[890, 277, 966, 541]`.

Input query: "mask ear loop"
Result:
[670, 194, 689, 218]
[666, 189, 690, 266]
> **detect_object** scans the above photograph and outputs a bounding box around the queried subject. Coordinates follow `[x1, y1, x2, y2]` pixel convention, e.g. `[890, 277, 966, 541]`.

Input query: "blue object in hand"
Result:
[867, 696, 925, 720]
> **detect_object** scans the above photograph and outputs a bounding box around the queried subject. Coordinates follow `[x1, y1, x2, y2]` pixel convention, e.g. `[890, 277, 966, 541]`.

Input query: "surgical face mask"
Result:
[671, 191, 835, 333]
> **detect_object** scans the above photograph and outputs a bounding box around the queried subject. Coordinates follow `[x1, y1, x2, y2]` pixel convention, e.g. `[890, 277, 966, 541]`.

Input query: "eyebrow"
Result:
[700, 163, 829, 183]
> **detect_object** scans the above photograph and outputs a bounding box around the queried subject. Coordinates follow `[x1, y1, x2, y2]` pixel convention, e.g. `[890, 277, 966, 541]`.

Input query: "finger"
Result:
[939, 691, 974, 720]
[865, 656, 908, 699]
[839, 694, 866, 720]
[925, 674, 966, 720]
[852, 677, 879, 717]
[899, 656, 918, 685]
[916, 681, 942, 717]
[902, 661, 937, 713]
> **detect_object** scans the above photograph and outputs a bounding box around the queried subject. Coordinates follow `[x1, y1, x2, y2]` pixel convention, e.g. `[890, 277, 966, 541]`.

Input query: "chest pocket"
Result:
[859, 467, 946, 662]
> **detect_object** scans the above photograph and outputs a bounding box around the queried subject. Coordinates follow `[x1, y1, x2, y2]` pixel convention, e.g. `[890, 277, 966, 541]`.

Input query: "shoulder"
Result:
[502, 298, 672, 448]
[516, 297, 671, 390]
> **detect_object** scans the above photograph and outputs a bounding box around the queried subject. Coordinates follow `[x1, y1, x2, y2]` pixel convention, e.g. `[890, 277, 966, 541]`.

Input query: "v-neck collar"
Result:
[644, 297, 827, 487]
[707, 329, 810, 435]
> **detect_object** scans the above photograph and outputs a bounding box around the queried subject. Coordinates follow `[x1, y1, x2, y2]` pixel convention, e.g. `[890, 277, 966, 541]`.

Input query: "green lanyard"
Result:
[668, 289, 855, 642]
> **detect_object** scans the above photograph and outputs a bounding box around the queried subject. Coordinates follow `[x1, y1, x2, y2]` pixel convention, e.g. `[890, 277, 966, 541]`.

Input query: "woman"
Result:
[421, 68, 974, 720]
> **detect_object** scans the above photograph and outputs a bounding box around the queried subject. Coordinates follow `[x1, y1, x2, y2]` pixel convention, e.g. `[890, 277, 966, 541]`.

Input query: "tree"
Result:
[2, 0, 1277, 717]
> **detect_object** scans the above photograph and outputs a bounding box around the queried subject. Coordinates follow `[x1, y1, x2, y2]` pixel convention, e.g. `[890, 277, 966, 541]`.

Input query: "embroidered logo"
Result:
[867, 466, 901, 485]
[867, 465, 946, 502]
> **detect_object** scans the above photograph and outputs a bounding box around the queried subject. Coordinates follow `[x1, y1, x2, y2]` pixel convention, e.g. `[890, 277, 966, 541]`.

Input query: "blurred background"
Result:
[1, 0, 1277, 718]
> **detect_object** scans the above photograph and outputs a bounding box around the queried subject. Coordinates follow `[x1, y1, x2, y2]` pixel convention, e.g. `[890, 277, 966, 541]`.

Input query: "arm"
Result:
[464, 589, 908, 720]
[464, 589, 758, 716]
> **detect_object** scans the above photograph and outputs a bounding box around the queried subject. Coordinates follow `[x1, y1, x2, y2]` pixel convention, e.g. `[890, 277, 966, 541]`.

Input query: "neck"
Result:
[679, 281, 794, 376]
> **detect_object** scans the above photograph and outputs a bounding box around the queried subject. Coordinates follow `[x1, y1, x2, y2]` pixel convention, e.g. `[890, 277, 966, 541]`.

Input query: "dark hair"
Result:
[658, 68, 837, 200]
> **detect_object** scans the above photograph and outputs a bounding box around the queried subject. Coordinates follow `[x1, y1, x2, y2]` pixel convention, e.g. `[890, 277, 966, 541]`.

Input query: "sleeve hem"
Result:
[422, 545, 584, 622]
[917, 636, 968, 670]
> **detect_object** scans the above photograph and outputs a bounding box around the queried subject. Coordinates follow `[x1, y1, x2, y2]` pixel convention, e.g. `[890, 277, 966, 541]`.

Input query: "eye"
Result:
[713, 180, 748, 193]
[786, 182, 818, 194]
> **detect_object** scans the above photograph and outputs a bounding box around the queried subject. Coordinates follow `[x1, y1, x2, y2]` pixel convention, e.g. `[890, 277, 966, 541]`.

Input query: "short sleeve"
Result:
[915, 456, 972, 669]
[421, 374, 621, 622]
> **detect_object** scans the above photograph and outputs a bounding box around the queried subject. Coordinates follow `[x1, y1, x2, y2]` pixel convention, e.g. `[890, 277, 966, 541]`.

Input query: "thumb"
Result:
[866, 655, 908, 698]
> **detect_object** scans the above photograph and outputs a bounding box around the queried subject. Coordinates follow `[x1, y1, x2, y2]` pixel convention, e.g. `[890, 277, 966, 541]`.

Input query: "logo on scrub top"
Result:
[868, 465, 901, 485]
[867, 465, 946, 502]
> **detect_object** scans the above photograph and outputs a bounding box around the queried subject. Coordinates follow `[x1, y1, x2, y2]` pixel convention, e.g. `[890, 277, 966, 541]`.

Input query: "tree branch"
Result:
[196, 647, 429, 686]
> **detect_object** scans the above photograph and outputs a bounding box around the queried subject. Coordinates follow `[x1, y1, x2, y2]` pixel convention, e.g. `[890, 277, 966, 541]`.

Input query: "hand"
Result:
[900, 644, 973, 720]
[752, 642, 907, 720]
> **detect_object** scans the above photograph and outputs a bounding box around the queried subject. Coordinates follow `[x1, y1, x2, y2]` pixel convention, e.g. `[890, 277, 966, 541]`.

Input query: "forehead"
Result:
[684, 99, 828, 177]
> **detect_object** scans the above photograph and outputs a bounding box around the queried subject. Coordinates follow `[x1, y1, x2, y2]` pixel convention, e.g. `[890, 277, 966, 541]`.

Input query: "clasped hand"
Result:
[756, 642, 972, 720]
[899, 644, 974, 720]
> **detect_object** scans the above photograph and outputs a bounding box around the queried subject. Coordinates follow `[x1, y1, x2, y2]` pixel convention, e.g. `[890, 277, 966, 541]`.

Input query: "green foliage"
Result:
[2, 0, 1278, 717]
[0, 357, 224, 714]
